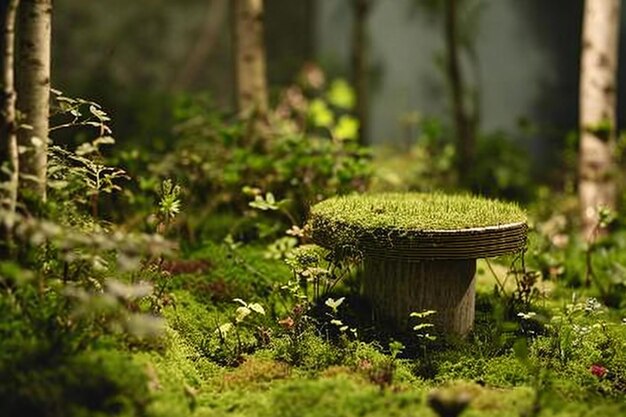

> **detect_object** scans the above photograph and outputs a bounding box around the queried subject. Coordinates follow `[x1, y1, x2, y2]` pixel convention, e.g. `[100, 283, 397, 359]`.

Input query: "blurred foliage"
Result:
[114, 70, 372, 243]
[373, 114, 533, 201]
[0, 93, 176, 417]
[6, 4, 626, 415]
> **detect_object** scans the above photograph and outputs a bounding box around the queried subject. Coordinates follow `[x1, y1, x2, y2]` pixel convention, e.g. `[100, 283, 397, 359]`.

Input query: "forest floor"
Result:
[130, 238, 626, 417]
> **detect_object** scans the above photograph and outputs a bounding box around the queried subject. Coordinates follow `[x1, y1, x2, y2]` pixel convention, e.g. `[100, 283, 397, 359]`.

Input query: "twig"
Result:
[485, 258, 508, 297]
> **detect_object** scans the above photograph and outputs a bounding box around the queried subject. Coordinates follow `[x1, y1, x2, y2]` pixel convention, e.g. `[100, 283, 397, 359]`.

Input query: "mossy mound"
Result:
[308, 193, 527, 260]
[310, 193, 526, 231]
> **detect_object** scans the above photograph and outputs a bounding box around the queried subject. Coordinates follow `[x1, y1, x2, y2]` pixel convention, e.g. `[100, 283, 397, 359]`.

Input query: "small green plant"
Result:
[48, 91, 129, 220]
[410, 310, 437, 341]
[208, 298, 268, 366]
[274, 302, 313, 366]
[325, 296, 358, 339]
[410, 310, 437, 362]
[542, 295, 606, 366]
[361, 340, 405, 391]
[284, 244, 356, 304]
[156, 178, 182, 234]
[583, 205, 616, 288]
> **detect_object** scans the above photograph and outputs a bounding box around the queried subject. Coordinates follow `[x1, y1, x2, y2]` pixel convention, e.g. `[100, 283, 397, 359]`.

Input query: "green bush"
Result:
[117, 80, 372, 243]
[0, 349, 150, 417]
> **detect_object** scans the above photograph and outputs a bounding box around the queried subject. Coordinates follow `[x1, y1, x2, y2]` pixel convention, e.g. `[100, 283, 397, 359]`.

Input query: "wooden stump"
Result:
[363, 258, 476, 335]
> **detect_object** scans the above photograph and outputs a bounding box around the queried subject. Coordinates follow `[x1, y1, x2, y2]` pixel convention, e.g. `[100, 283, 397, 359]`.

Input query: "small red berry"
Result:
[590, 364, 607, 378]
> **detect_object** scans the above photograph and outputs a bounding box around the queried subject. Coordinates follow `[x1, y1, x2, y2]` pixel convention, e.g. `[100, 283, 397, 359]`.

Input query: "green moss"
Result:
[308, 193, 527, 258]
[196, 375, 425, 417]
[1, 349, 151, 417]
[134, 326, 220, 417]
[285, 244, 328, 271]
[310, 193, 526, 232]
[182, 242, 291, 302]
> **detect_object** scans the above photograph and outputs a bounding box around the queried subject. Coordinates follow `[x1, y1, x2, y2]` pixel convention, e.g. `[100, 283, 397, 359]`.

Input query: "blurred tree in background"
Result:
[578, 0, 621, 238]
[17, 0, 52, 201]
[0, 0, 19, 219]
[351, 0, 374, 145]
[231, 0, 268, 119]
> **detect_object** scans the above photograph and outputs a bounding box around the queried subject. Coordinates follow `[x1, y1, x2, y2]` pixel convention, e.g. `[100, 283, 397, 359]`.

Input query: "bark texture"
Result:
[363, 258, 476, 335]
[16, 0, 51, 201]
[0, 0, 19, 214]
[578, 0, 620, 239]
[351, 0, 371, 146]
[445, 0, 476, 186]
[231, 0, 268, 117]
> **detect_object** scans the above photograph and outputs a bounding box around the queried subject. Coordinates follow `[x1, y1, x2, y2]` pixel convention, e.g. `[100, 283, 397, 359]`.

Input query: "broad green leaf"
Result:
[309, 99, 334, 128]
[327, 79, 355, 110]
[333, 116, 359, 141]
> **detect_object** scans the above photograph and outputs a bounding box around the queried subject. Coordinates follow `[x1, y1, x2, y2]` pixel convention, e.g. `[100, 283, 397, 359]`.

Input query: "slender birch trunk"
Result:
[445, 0, 476, 186]
[0, 0, 19, 215]
[578, 0, 621, 239]
[16, 0, 51, 201]
[231, 0, 268, 117]
[351, 0, 371, 146]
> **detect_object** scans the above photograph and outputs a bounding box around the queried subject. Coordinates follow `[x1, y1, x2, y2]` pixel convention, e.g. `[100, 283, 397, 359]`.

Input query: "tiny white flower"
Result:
[518, 312, 537, 320]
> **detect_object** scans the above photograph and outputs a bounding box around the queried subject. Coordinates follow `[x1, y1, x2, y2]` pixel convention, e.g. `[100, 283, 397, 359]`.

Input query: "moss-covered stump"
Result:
[308, 193, 528, 336]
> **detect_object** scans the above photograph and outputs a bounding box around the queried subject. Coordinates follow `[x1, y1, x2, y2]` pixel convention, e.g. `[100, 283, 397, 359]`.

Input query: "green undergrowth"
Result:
[172, 241, 291, 304]
[126, 241, 626, 417]
[309, 193, 526, 232]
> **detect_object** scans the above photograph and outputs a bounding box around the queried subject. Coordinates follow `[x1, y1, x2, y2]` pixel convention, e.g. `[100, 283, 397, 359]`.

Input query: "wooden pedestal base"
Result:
[362, 258, 476, 336]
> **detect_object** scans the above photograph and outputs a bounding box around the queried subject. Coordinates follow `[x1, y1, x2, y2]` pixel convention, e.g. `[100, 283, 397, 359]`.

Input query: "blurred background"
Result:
[47, 0, 626, 206]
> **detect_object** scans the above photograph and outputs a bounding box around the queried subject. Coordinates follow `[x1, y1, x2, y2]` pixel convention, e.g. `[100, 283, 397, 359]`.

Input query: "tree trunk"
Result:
[16, 0, 51, 202]
[0, 0, 19, 215]
[578, 0, 620, 240]
[231, 0, 268, 117]
[363, 258, 476, 336]
[351, 0, 371, 146]
[445, 0, 475, 186]
[171, 0, 228, 91]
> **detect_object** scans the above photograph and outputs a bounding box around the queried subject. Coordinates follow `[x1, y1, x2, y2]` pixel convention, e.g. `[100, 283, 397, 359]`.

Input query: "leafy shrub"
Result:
[122, 76, 372, 242]
[0, 93, 177, 417]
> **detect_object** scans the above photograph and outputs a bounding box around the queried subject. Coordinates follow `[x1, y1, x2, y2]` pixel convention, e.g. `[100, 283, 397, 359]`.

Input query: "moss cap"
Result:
[308, 193, 528, 260]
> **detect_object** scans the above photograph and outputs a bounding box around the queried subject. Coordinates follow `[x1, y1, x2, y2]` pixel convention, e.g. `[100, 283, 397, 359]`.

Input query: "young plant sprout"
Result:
[308, 193, 528, 335]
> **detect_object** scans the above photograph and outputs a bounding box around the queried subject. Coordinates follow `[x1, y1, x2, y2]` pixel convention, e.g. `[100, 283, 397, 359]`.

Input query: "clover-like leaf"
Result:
[410, 310, 436, 319]
[216, 322, 233, 335]
[325, 297, 345, 313]
[235, 306, 251, 323]
[248, 302, 265, 315]
[233, 298, 248, 307]
[413, 323, 434, 331]
[330, 319, 344, 327]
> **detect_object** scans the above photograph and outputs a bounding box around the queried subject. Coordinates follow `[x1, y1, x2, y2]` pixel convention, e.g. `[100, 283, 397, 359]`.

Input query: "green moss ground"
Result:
[124, 241, 626, 417]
